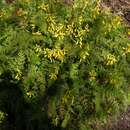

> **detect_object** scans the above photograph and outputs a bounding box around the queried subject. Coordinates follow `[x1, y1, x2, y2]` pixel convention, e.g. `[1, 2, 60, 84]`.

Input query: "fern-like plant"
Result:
[0, 0, 130, 130]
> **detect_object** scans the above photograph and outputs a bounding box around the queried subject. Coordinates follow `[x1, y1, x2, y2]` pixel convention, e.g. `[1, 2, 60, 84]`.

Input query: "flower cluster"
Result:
[38, 3, 49, 12]
[47, 14, 89, 45]
[47, 16, 66, 40]
[89, 70, 97, 81]
[111, 16, 121, 29]
[123, 45, 130, 55]
[43, 48, 66, 62]
[15, 68, 22, 80]
[79, 50, 89, 61]
[49, 73, 57, 80]
[105, 54, 117, 65]
[92, 6, 100, 19]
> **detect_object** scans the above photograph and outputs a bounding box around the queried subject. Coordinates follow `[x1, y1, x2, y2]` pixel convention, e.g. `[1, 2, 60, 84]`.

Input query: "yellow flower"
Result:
[105, 54, 117, 65]
[15, 68, 22, 80]
[38, 3, 49, 11]
[73, 26, 88, 47]
[78, 16, 84, 24]
[80, 51, 89, 61]
[89, 70, 97, 81]
[43, 48, 65, 62]
[49, 73, 57, 80]
[30, 24, 35, 29]
[92, 6, 100, 19]
[112, 16, 121, 29]
[32, 31, 42, 36]
[66, 23, 74, 35]
[128, 30, 130, 35]
[26, 91, 33, 98]
[48, 20, 65, 40]
[34, 45, 43, 56]
[123, 45, 130, 55]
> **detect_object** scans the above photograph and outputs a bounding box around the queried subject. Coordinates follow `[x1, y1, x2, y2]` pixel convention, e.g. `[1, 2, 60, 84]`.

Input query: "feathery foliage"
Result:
[0, 0, 130, 130]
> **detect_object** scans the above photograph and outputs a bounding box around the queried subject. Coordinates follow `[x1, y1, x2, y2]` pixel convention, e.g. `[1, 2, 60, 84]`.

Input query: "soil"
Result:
[103, 107, 130, 130]
[101, 0, 130, 24]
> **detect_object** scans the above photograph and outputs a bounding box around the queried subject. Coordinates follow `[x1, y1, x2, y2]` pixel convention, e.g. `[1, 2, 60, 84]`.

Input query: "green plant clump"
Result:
[0, 0, 130, 130]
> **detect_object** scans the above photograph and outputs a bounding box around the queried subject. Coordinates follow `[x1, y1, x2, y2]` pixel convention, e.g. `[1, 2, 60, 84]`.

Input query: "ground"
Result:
[101, 0, 130, 24]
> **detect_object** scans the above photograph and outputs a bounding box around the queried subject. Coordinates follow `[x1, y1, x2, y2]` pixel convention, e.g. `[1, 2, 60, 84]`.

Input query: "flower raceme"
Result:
[105, 54, 117, 66]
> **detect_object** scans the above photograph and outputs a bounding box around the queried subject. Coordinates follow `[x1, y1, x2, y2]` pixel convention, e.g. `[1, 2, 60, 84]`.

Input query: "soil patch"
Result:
[101, 0, 130, 24]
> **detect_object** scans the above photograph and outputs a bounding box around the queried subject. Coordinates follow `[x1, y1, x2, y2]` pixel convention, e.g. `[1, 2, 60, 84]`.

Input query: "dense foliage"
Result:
[0, 0, 130, 130]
